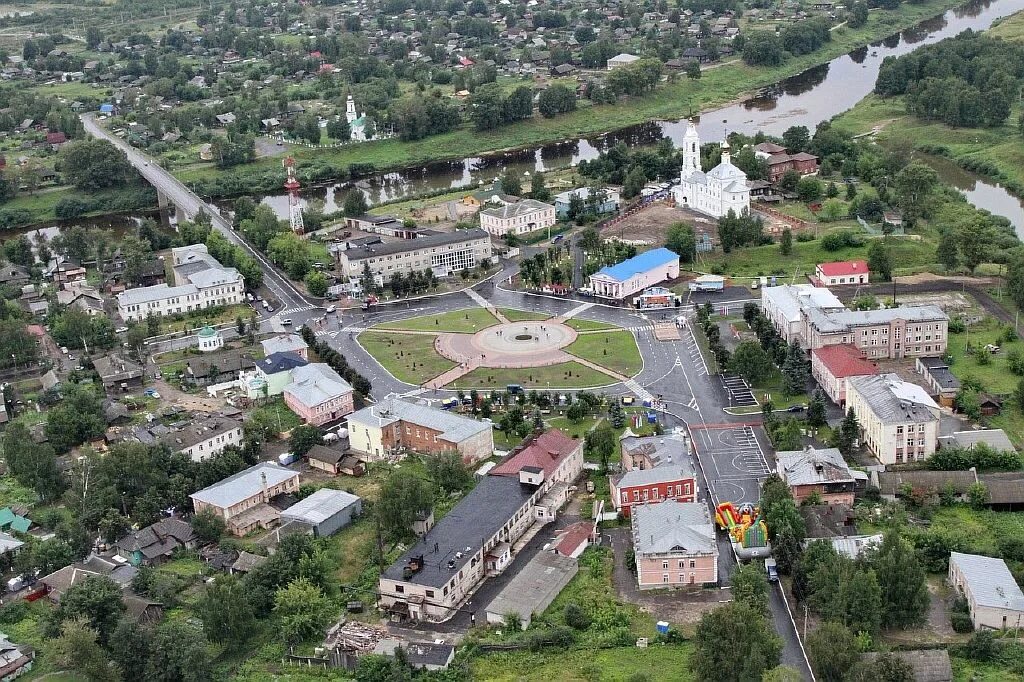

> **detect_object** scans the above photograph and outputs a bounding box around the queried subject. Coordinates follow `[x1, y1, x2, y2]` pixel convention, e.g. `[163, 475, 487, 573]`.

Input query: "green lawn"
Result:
[0, 476, 37, 509]
[471, 644, 695, 682]
[946, 318, 1020, 395]
[160, 305, 252, 334]
[564, 318, 617, 332]
[565, 330, 643, 378]
[989, 9, 1024, 42]
[375, 308, 499, 333]
[498, 308, 551, 322]
[358, 331, 456, 385]
[547, 414, 603, 440]
[447, 362, 618, 389]
[706, 231, 939, 279]
[248, 398, 303, 436]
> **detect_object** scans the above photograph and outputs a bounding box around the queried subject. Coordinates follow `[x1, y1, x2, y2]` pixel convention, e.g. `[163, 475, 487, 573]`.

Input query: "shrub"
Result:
[564, 603, 591, 630]
[951, 612, 974, 633]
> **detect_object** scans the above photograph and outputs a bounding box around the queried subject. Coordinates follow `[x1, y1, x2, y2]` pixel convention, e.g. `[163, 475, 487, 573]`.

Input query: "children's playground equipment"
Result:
[715, 502, 770, 559]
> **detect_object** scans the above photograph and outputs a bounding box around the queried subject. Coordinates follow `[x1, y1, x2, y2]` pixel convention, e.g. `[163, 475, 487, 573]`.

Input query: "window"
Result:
[425, 590, 434, 598]
[395, 585, 404, 593]
[690, 560, 696, 568]
[663, 561, 669, 569]
[662, 574, 669, 584]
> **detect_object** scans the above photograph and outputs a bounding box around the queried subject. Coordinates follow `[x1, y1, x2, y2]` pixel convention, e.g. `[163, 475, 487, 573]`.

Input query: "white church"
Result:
[673, 119, 750, 219]
[345, 95, 374, 142]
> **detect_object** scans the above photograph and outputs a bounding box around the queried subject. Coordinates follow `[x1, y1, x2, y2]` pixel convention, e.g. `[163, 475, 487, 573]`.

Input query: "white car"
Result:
[326, 305, 336, 314]
[281, 318, 293, 326]
[115, 327, 129, 334]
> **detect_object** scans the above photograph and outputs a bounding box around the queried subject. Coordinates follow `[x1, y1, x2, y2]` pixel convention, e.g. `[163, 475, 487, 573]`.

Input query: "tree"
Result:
[780, 227, 793, 256]
[377, 470, 434, 542]
[809, 554, 883, 635]
[585, 423, 617, 472]
[342, 191, 369, 217]
[868, 240, 893, 281]
[426, 452, 473, 493]
[52, 618, 122, 682]
[894, 162, 938, 224]
[200, 575, 256, 649]
[500, 171, 522, 198]
[936, 229, 958, 271]
[289, 424, 324, 457]
[836, 407, 860, 457]
[108, 620, 151, 682]
[685, 60, 701, 80]
[326, 117, 350, 141]
[45, 383, 106, 454]
[782, 341, 808, 396]
[782, 126, 810, 152]
[274, 578, 334, 643]
[537, 83, 577, 118]
[806, 622, 858, 682]
[848, 1, 869, 27]
[666, 222, 697, 263]
[763, 667, 805, 682]
[806, 390, 827, 428]
[796, 177, 822, 203]
[469, 82, 505, 131]
[50, 575, 125, 643]
[743, 31, 785, 66]
[731, 562, 769, 614]
[58, 139, 134, 191]
[190, 508, 226, 543]
[691, 601, 781, 682]
[622, 166, 648, 199]
[1, 422, 63, 501]
[846, 653, 914, 682]
[729, 341, 773, 384]
[874, 531, 929, 629]
[145, 620, 211, 682]
[304, 271, 328, 297]
[530, 172, 551, 202]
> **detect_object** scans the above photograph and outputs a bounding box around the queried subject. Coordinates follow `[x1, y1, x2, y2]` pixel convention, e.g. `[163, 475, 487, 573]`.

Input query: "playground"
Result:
[715, 501, 770, 560]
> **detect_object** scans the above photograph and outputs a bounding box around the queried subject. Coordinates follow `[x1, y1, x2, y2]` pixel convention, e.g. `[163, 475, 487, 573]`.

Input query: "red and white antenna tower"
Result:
[284, 157, 304, 235]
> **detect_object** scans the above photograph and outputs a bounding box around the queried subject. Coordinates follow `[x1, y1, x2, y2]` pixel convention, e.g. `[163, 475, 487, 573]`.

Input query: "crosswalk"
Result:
[277, 304, 318, 316]
[561, 302, 594, 320]
[623, 378, 653, 403]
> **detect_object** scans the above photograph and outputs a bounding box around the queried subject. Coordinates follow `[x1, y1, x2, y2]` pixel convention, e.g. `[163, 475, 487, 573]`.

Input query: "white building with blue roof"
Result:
[588, 247, 680, 300]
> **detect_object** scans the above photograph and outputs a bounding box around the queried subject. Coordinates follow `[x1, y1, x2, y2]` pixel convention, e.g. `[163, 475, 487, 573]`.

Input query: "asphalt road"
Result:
[80, 113, 314, 316]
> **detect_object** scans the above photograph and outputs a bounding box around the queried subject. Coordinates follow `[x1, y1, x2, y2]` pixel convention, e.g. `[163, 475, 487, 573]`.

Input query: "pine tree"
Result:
[806, 389, 827, 428]
[782, 341, 808, 396]
[780, 228, 793, 256]
[837, 408, 860, 456]
[608, 401, 625, 429]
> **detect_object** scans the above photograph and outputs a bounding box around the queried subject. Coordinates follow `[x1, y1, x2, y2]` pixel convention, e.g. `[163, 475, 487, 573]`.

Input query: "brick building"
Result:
[632, 501, 718, 588]
[610, 464, 697, 517]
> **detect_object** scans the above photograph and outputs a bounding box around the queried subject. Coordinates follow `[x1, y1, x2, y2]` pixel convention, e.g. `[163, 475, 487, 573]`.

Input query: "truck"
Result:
[765, 558, 778, 582]
[360, 295, 378, 311]
[688, 274, 726, 293]
[278, 452, 299, 466]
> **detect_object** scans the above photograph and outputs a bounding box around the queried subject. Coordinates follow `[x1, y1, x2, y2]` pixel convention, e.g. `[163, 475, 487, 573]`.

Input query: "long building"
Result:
[346, 396, 493, 463]
[802, 305, 948, 359]
[117, 245, 244, 322]
[761, 284, 844, 345]
[336, 229, 492, 281]
[588, 248, 680, 300]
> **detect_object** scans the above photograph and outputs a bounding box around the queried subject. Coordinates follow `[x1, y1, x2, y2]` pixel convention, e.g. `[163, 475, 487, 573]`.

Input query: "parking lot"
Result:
[690, 423, 772, 505]
[721, 374, 757, 407]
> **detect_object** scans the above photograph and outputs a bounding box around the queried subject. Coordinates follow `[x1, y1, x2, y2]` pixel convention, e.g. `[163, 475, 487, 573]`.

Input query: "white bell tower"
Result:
[346, 95, 357, 124]
[682, 119, 701, 173]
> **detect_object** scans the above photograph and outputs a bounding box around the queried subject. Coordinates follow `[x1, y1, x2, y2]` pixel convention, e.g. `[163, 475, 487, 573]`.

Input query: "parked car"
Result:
[281, 318, 293, 326]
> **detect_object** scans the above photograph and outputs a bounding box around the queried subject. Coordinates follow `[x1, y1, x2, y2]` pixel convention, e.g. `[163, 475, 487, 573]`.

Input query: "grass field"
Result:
[499, 308, 552, 322]
[564, 318, 617, 332]
[358, 331, 455, 385]
[547, 414, 603, 439]
[447, 362, 617, 389]
[989, 9, 1024, 42]
[706, 231, 939, 279]
[470, 645, 695, 682]
[375, 308, 499, 333]
[946, 318, 1020, 395]
[174, 0, 969, 190]
[565, 330, 643, 378]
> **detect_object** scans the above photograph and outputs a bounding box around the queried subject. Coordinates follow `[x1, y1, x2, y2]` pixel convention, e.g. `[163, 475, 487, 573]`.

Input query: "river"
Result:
[256, 0, 1024, 224]
[918, 153, 1024, 231]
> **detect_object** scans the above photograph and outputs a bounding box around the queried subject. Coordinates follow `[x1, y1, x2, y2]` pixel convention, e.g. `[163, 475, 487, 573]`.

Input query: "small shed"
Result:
[280, 488, 361, 538]
[484, 550, 578, 629]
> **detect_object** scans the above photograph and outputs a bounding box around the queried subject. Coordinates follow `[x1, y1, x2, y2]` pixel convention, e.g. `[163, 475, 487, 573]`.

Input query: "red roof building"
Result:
[551, 520, 595, 559]
[815, 260, 869, 287]
[46, 131, 67, 147]
[458, 56, 475, 67]
[811, 343, 879, 406]
[490, 429, 583, 484]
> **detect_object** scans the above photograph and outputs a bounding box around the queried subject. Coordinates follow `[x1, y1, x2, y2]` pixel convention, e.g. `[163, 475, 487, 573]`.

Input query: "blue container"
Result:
[656, 621, 670, 634]
[647, 411, 657, 423]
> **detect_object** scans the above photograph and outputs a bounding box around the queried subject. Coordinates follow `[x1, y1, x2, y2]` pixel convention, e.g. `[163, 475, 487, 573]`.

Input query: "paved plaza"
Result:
[435, 321, 578, 368]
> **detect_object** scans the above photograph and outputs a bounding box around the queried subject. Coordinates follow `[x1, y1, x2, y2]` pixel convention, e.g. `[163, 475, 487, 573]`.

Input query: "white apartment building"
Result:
[479, 199, 556, 237]
[160, 417, 243, 462]
[761, 284, 844, 345]
[846, 373, 940, 465]
[337, 228, 492, 280]
[117, 247, 244, 322]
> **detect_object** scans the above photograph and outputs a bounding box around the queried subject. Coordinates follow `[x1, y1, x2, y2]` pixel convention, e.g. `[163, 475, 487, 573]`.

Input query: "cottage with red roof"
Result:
[811, 343, 879, 406]
[815, 260, 869, 287]
[550, 520, 595, 559]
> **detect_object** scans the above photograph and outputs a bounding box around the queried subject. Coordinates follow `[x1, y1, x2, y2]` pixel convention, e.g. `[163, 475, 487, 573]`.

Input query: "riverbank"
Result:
[174, 0, 972, 196]
[831, 9, 1024, 196]
[0, 184, 158, 231]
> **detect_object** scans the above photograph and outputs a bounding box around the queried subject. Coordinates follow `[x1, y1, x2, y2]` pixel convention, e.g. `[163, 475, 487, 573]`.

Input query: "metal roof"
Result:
[592, 248, 679, 283]
[261, 334, 308, 357]
[762, 284, 844, 324]
[257, 351, 308, 376]
[281, 488, 361, 525]
[950, 552, 1024, 611]
[283, 364, 353, 407]
[480, 199, 554, 220]
[347, 396, 489, 444]
[484, 550, 578, 621]
[117, 283, 198, 306]
[341, 228, 490, 262]
[947, 429, 1016, 453]
[631, 501, 715, 555]
[615, 463, 695, 489]
[189, 462, 297, 509]
[776, 446, 854, 487]
[848, 373, 938, 425]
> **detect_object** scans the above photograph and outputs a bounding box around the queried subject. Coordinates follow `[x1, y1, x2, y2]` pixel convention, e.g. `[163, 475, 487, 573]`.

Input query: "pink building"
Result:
[811, 343, 879, 406]
[632, 501, 717, 588]
[283, 363, 355, 426]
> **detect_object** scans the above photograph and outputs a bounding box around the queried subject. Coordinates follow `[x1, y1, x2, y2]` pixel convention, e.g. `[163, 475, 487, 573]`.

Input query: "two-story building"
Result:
[632, 501, 718, 588]
[190, 463, 300, 536]
[620, 431, 689, 471]
[761, 284, 844, 345]
[336, 229, 492, 281]
[846, 373, 940, 465]
[117, 251, 244, 322]
[160, 416, 243, 462]
[776, 446, 856, 505]
[346, 396, 494, 463]
[811, 343, 879, 406]
[378, 474, 542, 622]
[553, 187, 620, 218]
[283, 364, 355, 426]
[611, 464, 698, 517]
[479, 199, 556, 237]
[491, 429, 584, 521]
